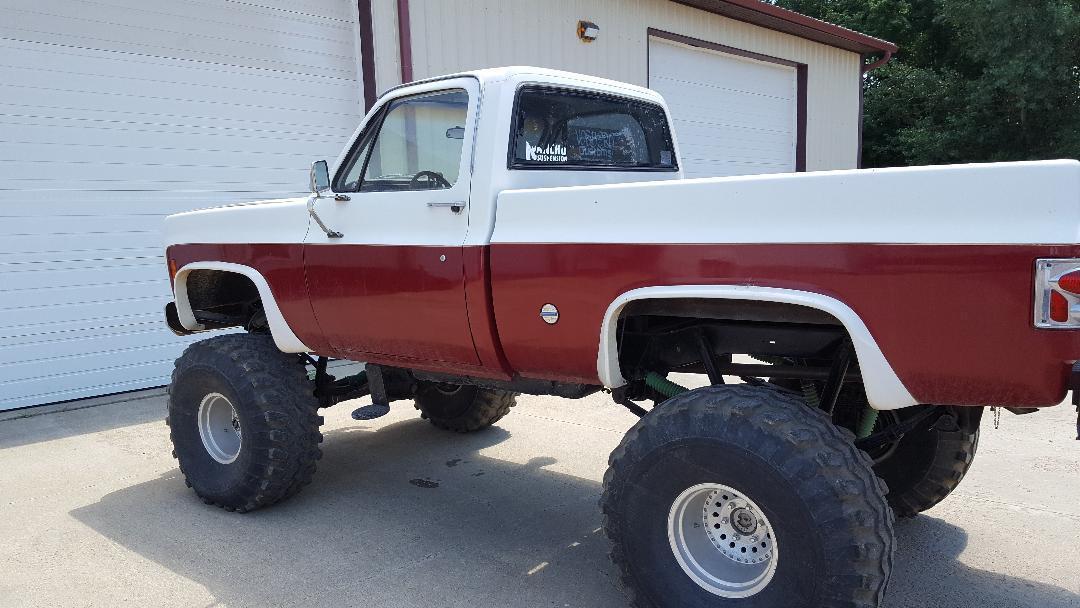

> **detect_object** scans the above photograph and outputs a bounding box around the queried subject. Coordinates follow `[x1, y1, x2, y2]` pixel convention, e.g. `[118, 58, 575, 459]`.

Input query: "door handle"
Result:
[427, 201, 464, 214]
[307, 197, 344, 238]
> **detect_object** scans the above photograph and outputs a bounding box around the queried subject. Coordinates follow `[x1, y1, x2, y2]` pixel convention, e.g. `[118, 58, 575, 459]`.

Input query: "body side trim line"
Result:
[173, 262, 311, 353]
[597, 285, 918, 410]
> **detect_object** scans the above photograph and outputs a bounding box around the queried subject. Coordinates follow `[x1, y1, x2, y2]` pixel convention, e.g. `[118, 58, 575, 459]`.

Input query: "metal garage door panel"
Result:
[0, 0, 362, 410]
[649, 37, 797, 178]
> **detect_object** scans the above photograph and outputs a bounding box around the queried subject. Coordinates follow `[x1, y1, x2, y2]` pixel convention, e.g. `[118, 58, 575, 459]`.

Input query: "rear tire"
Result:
[601, 385, 894, 607]
[166, 334, 323, 512]
[413, 381, 515, 432]
[871, 410, 980, 518]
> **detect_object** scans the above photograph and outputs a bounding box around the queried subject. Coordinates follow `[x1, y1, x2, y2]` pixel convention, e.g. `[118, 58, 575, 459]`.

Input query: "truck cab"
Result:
[302, 68, 682, 375]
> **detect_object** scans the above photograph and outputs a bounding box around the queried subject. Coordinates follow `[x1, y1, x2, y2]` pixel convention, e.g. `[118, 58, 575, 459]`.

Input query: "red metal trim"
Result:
[649, 28, 802, 68]
[647, 29, 808, 173]
[862, 50, 894, 73]
[857, 57, 865, 168]
[396, 0, 413, 83]
[672, 0, 897, 56]
[356, 0, 377, 110]
[796, 64, 807, 172]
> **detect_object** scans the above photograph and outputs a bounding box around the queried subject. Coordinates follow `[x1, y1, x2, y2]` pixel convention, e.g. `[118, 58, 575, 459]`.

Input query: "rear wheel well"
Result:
[182, 269, 266, 331]
[615, 298, 852, 370]
[614, 298, 866, 413]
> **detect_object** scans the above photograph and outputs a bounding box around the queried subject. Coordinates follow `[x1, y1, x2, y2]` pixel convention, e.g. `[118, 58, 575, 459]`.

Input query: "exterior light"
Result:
[577, 20, 599, 42]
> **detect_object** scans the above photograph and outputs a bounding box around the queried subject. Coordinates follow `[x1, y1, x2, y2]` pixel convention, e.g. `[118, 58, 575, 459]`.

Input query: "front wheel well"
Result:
[181, 269, 266, 331]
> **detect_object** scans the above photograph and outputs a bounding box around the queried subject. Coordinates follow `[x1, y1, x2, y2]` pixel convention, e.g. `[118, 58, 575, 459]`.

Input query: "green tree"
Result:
[773, 0, 1080, 166]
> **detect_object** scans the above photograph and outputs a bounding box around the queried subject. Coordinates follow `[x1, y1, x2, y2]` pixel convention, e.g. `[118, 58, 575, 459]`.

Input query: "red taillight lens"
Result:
[1035, 259, 1080, 328]
[1058, 270, 1080, 295]
[1050, 290, 1070, 322]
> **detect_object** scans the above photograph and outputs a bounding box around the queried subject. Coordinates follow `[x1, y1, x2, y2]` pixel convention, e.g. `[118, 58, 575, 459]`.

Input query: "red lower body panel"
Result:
[168, 243, 329, 353]
[169, 241, 1080, 407]
[489, 243, 1080, 407]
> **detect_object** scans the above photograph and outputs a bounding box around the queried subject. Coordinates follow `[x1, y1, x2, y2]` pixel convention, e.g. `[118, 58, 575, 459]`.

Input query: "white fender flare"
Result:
[596, 285, 918, 410]
[173, 261, 311, 353]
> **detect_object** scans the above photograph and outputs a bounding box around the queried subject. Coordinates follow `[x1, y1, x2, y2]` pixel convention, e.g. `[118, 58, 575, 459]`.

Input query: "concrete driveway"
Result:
[1, 387, 1078, 607]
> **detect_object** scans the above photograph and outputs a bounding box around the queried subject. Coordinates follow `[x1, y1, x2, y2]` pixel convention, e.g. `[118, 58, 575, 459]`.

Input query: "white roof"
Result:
[382, 66, 665, 105]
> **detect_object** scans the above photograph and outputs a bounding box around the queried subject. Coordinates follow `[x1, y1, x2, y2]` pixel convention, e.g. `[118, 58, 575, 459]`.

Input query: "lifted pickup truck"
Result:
[163, 67, 1080, 608]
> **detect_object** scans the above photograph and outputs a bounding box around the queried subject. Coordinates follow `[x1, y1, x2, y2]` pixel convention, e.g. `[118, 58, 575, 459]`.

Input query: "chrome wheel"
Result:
[197, 392, 242, 464]
[667, 482, 778, 598]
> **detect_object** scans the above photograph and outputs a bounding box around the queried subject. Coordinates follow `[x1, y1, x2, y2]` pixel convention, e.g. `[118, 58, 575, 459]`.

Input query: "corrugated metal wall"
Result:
[0, 0, 364, 409]
[387, 0, 862, 171]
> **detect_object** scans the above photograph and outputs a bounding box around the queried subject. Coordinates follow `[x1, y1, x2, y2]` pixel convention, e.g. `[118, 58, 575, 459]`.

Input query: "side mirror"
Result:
[310, 160, 330, 194]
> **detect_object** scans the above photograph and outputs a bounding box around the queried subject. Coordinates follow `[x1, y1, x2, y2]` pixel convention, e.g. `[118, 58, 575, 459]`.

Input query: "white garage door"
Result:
[649, 36, 798, 178]
[0, 0, 363, 410]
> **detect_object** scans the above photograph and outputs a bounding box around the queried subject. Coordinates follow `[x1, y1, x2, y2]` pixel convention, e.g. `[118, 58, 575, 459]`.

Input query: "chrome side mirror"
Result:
[310, 160, 330, 194]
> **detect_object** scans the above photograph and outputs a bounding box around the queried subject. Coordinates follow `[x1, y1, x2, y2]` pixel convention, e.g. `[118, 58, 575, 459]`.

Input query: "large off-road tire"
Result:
[870, 409, 980, 518]
[166, 333, 323, 512]
[773, 377, 981, 519]
[413, 381, 515, 432]
[601, 385, 894, 608]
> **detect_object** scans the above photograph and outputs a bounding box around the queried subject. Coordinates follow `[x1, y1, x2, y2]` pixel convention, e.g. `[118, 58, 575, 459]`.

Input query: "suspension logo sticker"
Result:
[525, 141, 567, 162]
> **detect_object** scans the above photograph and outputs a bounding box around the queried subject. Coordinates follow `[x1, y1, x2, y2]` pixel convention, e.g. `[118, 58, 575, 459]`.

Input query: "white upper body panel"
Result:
[164, 197, 310, 247]
[491, 159, 1080, 245]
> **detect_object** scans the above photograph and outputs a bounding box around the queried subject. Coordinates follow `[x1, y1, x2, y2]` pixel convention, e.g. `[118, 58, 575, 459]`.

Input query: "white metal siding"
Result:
[0, 0, 363, 410]
[401, 0, 861, 172]
[649, 37, 797, 177]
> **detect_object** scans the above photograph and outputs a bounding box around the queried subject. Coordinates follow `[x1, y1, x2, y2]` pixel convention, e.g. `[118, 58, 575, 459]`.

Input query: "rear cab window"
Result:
[509, 86, 677, 171]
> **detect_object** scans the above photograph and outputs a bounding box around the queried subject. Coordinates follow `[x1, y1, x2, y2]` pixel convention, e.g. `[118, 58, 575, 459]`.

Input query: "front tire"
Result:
[166, 334, 323, 512]
[601, 385, 894, 607]
[413, 381, 515, 432]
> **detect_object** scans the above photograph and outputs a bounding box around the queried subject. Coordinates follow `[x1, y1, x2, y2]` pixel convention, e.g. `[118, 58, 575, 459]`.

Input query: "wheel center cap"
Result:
[730, 507, 758, 535]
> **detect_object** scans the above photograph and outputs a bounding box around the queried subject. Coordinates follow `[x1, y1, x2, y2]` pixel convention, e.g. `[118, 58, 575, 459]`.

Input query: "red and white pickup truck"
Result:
[162, 67, 1080, 608]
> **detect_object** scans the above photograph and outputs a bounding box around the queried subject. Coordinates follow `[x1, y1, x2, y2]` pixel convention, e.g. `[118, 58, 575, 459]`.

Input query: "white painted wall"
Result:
[649, 37, 798, 177]
[400, 0, 862, 172]
[0, 0, 364, 409]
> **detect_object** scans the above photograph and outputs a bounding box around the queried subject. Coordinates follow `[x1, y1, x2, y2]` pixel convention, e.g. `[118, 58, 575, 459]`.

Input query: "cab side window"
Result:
[509, 86, 677, 171]
[335, 89, 469, 192]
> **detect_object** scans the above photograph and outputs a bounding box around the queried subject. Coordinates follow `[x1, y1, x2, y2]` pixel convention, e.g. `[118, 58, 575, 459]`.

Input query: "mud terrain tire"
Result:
[166, 334, 322, 512]
[601, 385, 894, 608]
[413, 381, 515, 432]
[872, 412, 980, 518]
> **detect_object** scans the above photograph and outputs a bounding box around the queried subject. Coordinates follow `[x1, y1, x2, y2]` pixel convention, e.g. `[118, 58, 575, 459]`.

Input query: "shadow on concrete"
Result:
[71, 417, 627, 607]
[887, 516, 1078, 607]
[71, 415, 1077, 608]
[0, 392, 165, 450]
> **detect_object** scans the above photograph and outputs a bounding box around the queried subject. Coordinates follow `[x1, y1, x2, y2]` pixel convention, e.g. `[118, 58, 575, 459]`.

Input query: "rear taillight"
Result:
[1035, 259, 1080, 327]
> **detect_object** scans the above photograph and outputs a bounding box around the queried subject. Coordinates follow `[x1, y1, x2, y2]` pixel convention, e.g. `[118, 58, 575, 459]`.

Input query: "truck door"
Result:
[304, 79, 480, 366]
